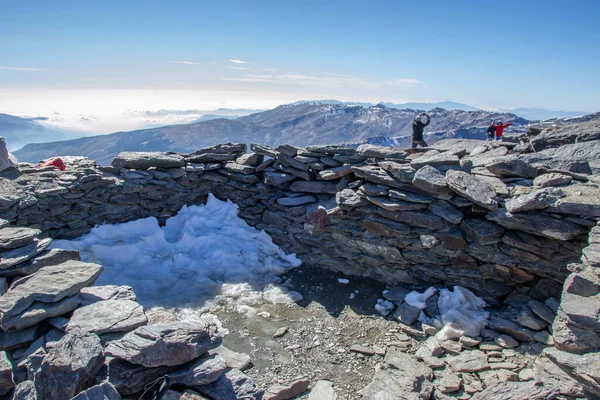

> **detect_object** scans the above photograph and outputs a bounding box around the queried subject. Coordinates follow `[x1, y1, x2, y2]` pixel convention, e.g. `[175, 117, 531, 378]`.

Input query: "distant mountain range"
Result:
[14, 103, 530, 165]
[0, 114, 85, 151]
[291, 100, 480, 111]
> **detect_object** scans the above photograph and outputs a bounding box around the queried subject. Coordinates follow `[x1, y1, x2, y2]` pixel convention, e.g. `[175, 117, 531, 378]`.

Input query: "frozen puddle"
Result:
[52, 194, 302, 321]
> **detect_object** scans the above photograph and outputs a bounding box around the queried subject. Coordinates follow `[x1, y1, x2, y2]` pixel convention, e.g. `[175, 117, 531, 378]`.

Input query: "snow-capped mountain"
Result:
[14, 103, 530, 165]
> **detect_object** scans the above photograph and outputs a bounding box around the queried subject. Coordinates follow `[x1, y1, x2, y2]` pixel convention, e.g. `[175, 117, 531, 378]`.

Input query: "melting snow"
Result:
[337, 278, 350, 284]
[51, 194, 302, 321]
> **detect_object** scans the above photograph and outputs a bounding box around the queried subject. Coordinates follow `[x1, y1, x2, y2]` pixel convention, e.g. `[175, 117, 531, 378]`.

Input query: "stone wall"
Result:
[1, 140, 599, 303]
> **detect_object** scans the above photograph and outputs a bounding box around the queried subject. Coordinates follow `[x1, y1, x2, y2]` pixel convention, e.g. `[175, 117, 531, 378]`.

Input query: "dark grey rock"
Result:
[544, 347, 600, 396]
[378, 162, 416, 183]
[197, 368, 263, 400]
[1, 294, 80, 331]
[0, 248, 81, 277]
[352, 165, 404, 189]
[71, 382, 121, 400]
[318, 165, 354, 180]
[521, 140, 600, 174]
[0, 261, 103, 318]
[359, 216, 411, 237]
[357, 144, 406, 160]
[534, 173, 573, 188]
[336, 189, 368, 209]
[0, 325, 42, 351]
[374, 209, 444, 230]
[446, 350, 489, 372]
[0, 227, 40, 250]
[112, 152, 185, 170]
[411, 150, 460, 169]
[393, 303, 421, 325]
[33, 332, 104, 400]
[363, 195, 428, 212]
[263, 171, 295, 186]
[306, 144, 356, 155]
[358, 350, 433, 400]
[264, 379, 310, 400]
[412, 165, 450, 197]
[505, 188, 564, 213]
[486, 156, 537, 178]
[488, 317, 537, 342]
[388, 189, 433, 204]
[427, 200, 463, 224]
[531, 119, 600, 151]
[461, 219, 505, 245]
[517, 308, 549, 331]
[66, 299, 147, 335]
[486, 209, 587, 241]
[11, 380, 37, 400]
[105, 322, 222, 368]
[277, 195, 317, 206]
[382, 286, 409, 303]
[289, 181, 338, 194]
[446, 170, 498, 210]
[528, 300, 556, 324]
[470, 381, 559, 400]
[0, 351, 14, 395]
[0, 238, 53, 270]
[79, 285, 136, 306]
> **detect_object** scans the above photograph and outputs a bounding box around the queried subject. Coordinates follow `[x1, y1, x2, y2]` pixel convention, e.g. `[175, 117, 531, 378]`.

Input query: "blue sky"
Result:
[1, 0, 599, 111]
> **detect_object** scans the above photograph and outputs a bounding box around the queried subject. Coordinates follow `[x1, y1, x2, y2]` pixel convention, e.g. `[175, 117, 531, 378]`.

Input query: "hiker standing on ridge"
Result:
[411, 112, 430, 148]
[494, 120, 513, 141]
[486, 121, 496, 142]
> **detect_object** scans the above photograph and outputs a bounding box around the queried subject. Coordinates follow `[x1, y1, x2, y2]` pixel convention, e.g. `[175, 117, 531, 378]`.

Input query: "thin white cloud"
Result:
[227, 66, 249, 70]
[0, 66, 45, 71]
[385, 78, 421, 86]
[172, 61, 202, 65]
[224, 72, 367, 86]
[229, 59, 251, 64]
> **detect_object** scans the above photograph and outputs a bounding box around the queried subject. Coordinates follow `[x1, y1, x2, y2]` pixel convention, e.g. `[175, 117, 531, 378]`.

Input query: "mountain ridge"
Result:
[14, 103, 529, 165]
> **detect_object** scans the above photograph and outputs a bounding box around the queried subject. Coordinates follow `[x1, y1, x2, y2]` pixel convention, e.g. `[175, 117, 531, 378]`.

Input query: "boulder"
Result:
[106, 322, 223, 368]
[358, 350, 433, 399]
[112, 152, 185, 170]
[33, 332, 105, 400]
[66, 299, 147, 335]
[446, 170, 498, 210]
[0, 261, 103, 318]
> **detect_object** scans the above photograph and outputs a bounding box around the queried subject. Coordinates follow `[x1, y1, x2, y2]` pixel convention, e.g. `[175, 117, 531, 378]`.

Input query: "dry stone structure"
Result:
[0, 137, 599, 398]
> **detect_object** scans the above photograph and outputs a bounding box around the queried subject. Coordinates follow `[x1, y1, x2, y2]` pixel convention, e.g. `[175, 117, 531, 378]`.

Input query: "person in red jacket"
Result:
[494, 121, 513, 141]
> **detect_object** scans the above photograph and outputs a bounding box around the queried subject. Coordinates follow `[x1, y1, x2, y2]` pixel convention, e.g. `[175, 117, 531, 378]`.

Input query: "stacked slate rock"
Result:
[0, 140, 599, 305]
[0, 224, 257, 399]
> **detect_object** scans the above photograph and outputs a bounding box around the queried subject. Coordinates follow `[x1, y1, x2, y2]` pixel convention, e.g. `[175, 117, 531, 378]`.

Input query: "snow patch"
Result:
[51, 194, 302, 322]
[436, 286, 489, 340]
[375, 299, 394, 316]
[405, 287, 436, 309]
[337, 278, 350, 284]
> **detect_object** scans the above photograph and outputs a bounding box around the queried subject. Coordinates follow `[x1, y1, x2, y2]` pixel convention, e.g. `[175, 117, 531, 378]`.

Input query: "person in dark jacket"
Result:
[411, 112, 430, 148]
[486, 121, 496, 142]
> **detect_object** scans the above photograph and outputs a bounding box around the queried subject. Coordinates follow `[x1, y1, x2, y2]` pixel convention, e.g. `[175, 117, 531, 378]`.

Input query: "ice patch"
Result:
[405, 287, 436, 309]
[375, 299, 394, 316]
[337, 278, 350, 284]
[349, 293, 355, 300]
[51, 194, 302, 320]
[436, 286, 489, 340]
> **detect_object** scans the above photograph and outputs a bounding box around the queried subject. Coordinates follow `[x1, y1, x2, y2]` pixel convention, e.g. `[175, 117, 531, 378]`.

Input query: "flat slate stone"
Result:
[0, 260, 103, 318]
[1, 294, 81, 331]
[358, 350, 433, 399]
[461, 219, 505, 245]
[106, 322, 222, 368]
[0, 325, 42, 351]
[488, 317, 536, 342]
[289, 181, 338, 194]
[0, 248, 81, 277]
[356, 144, 406, 160]
[79, 285, 136, 306]
[0, 351, 14, 395]
[0, 227, 40, 250]
[446, 170, 498, 210]
[307, 380, 337, 400]
[446, 350, 489, 372]
[428, 200, 463, 224]
[277, 195, 317, 206]
[364, 194, 428, 212]
[412, 165, 450, 196]
[112, 152, 186, 170]
[486, 209, 587, 241]
[0, 238, 53, 270]
[388, 189, 433, 204]
[66, 299, 147, 335]
[378, 161, 416, 183]
[71, 382, 120, 400]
